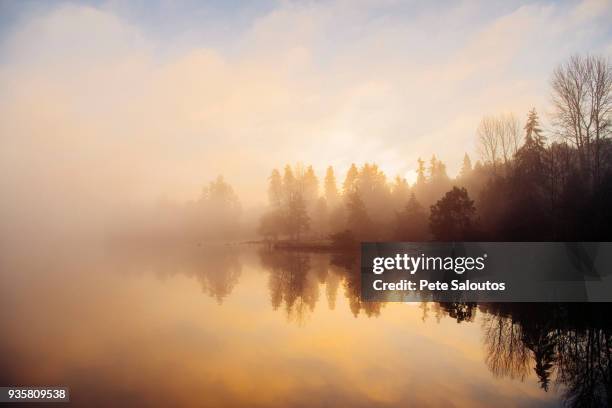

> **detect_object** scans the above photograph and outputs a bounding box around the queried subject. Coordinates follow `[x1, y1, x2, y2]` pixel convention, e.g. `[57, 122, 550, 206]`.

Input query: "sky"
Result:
[1, 0, 612, 216]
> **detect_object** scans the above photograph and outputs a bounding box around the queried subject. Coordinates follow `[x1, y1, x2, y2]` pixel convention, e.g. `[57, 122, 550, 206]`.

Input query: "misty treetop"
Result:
[138, 54, 611, 245]
[258, 54, 612, 244]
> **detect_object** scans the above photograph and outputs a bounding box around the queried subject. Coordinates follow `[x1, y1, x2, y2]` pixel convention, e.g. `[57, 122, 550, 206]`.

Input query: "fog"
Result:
[1, 1, 611, 249]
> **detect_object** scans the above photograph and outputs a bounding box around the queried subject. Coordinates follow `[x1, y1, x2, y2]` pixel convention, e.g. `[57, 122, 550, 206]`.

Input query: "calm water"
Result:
[1, 242, 609, 407]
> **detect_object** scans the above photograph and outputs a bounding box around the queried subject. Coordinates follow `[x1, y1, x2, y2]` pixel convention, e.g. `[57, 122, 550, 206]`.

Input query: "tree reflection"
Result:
[260, 249, 319, 323]
[258, 249, 384, 321]
[109, 242, 242, 304]
[439, 302, 477, 324]
[481, 311, 530, 381]
[113, 243, 612, 406]
[192, 246, 242, 304]
[479, 303, 612, 407]
[330, 252, 384, 318]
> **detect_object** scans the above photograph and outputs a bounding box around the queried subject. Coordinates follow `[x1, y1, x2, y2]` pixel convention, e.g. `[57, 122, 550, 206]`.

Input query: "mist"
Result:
[1, 0, 611, 250]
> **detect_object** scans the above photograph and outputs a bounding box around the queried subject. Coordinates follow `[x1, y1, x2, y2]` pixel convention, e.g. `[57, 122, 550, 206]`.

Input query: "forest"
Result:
[254, 54, 612, 245]
[129, 54, 612, 246]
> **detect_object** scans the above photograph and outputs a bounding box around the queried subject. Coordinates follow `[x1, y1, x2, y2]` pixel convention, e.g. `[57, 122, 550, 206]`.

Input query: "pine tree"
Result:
[517, 108, 547, 181]
[312, 196, 328, 238]
[416, 158, 427, 186]
[459, 153, 473, 179]
[285, 192, 310, 241]
[395, 193, 428, 240]
[282, 164, 296, 202]
[524, 108, 546, 148]
[268, 169, 283, 207]
[428, 155, 438, 180]
[324, 166, 339, 206]
[391, 176, 410, 210]
[346, 190, 373, 239]
[302, 165, 319, 205]
[435, 161, 449, 181]
[343, 163, 359, 196]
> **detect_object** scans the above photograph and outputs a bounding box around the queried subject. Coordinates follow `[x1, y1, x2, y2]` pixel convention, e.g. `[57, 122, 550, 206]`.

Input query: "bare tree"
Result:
[477, 116, 500, 169]
[499, 113, 521, 164]
[477, 113, 521, 170]
[551, 54, 612, 187]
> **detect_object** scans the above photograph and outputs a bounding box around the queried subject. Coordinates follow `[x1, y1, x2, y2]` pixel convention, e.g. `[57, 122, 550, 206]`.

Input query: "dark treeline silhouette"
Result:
[258, 54, 612, 244]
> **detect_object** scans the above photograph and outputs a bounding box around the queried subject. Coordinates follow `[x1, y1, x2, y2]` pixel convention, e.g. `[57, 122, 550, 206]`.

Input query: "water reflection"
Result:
[480, 303, 612, 407]
[257, 248, 610, 407]
[259, 249, 384, 321]
[3, 244, 611, 406]
[259, 249, 612, 407]
[110, 243, 242, 304]
[108, 245, 612, 406]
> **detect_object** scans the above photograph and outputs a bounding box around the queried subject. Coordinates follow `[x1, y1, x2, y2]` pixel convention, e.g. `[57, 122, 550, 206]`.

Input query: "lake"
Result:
[1, 242, 609, 407]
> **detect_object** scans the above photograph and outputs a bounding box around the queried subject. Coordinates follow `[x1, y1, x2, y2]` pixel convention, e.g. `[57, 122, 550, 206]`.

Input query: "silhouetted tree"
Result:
[416, 157, 427, 186]
[324, 166, 339, 207]
[343, 163, 359, 196]
[268, 169, 283, 208]
[429, 187, 476, 240]
[477, 114, 521, 172]
[301, 165, 319, 205]
[285, 193, 310, 240]
[199, 175, 242, 239]
[516, 108, 547, 183]
[258, 210, 283, 242]
[459, 153, 472, 180]
[390, 175, 410, 211]
[311, 197, 328, 238]
[552, 54, 612, 189]
[346, 190, 374, 240]
[394, 193, 428, 241]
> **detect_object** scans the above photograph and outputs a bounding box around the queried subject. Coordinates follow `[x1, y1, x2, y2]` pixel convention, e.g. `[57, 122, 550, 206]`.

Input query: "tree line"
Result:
[258, 54, 612, 244]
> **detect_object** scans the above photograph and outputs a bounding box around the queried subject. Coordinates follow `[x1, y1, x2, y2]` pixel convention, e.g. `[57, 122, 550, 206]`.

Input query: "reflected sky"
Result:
[0, 244, 561, 407]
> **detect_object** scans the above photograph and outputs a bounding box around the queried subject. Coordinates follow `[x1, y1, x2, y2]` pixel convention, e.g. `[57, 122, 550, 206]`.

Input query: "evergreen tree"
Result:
[285, 192, 310, 241]
[395, 193, 428, 241]
[268, 169, 283, 208]
[429, 156, 449, 182]
[343, 163, 359, 196]
[391, 176, 410, 210]
[346, 190, 374, 239]
[258, 210, 283, 242]
[517, 108, 547, 181]
[311, 197, 328, 238]
[459, 153, 473, 179]
[428, 155, 438, 180]
[282, 164, 296, 202]
[429, 187, 476, 240]
[416, 158, 427, 186]
[302, 165, 319, 205]
[324, 166, 339, 206]
[524, 108, 546, 147]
